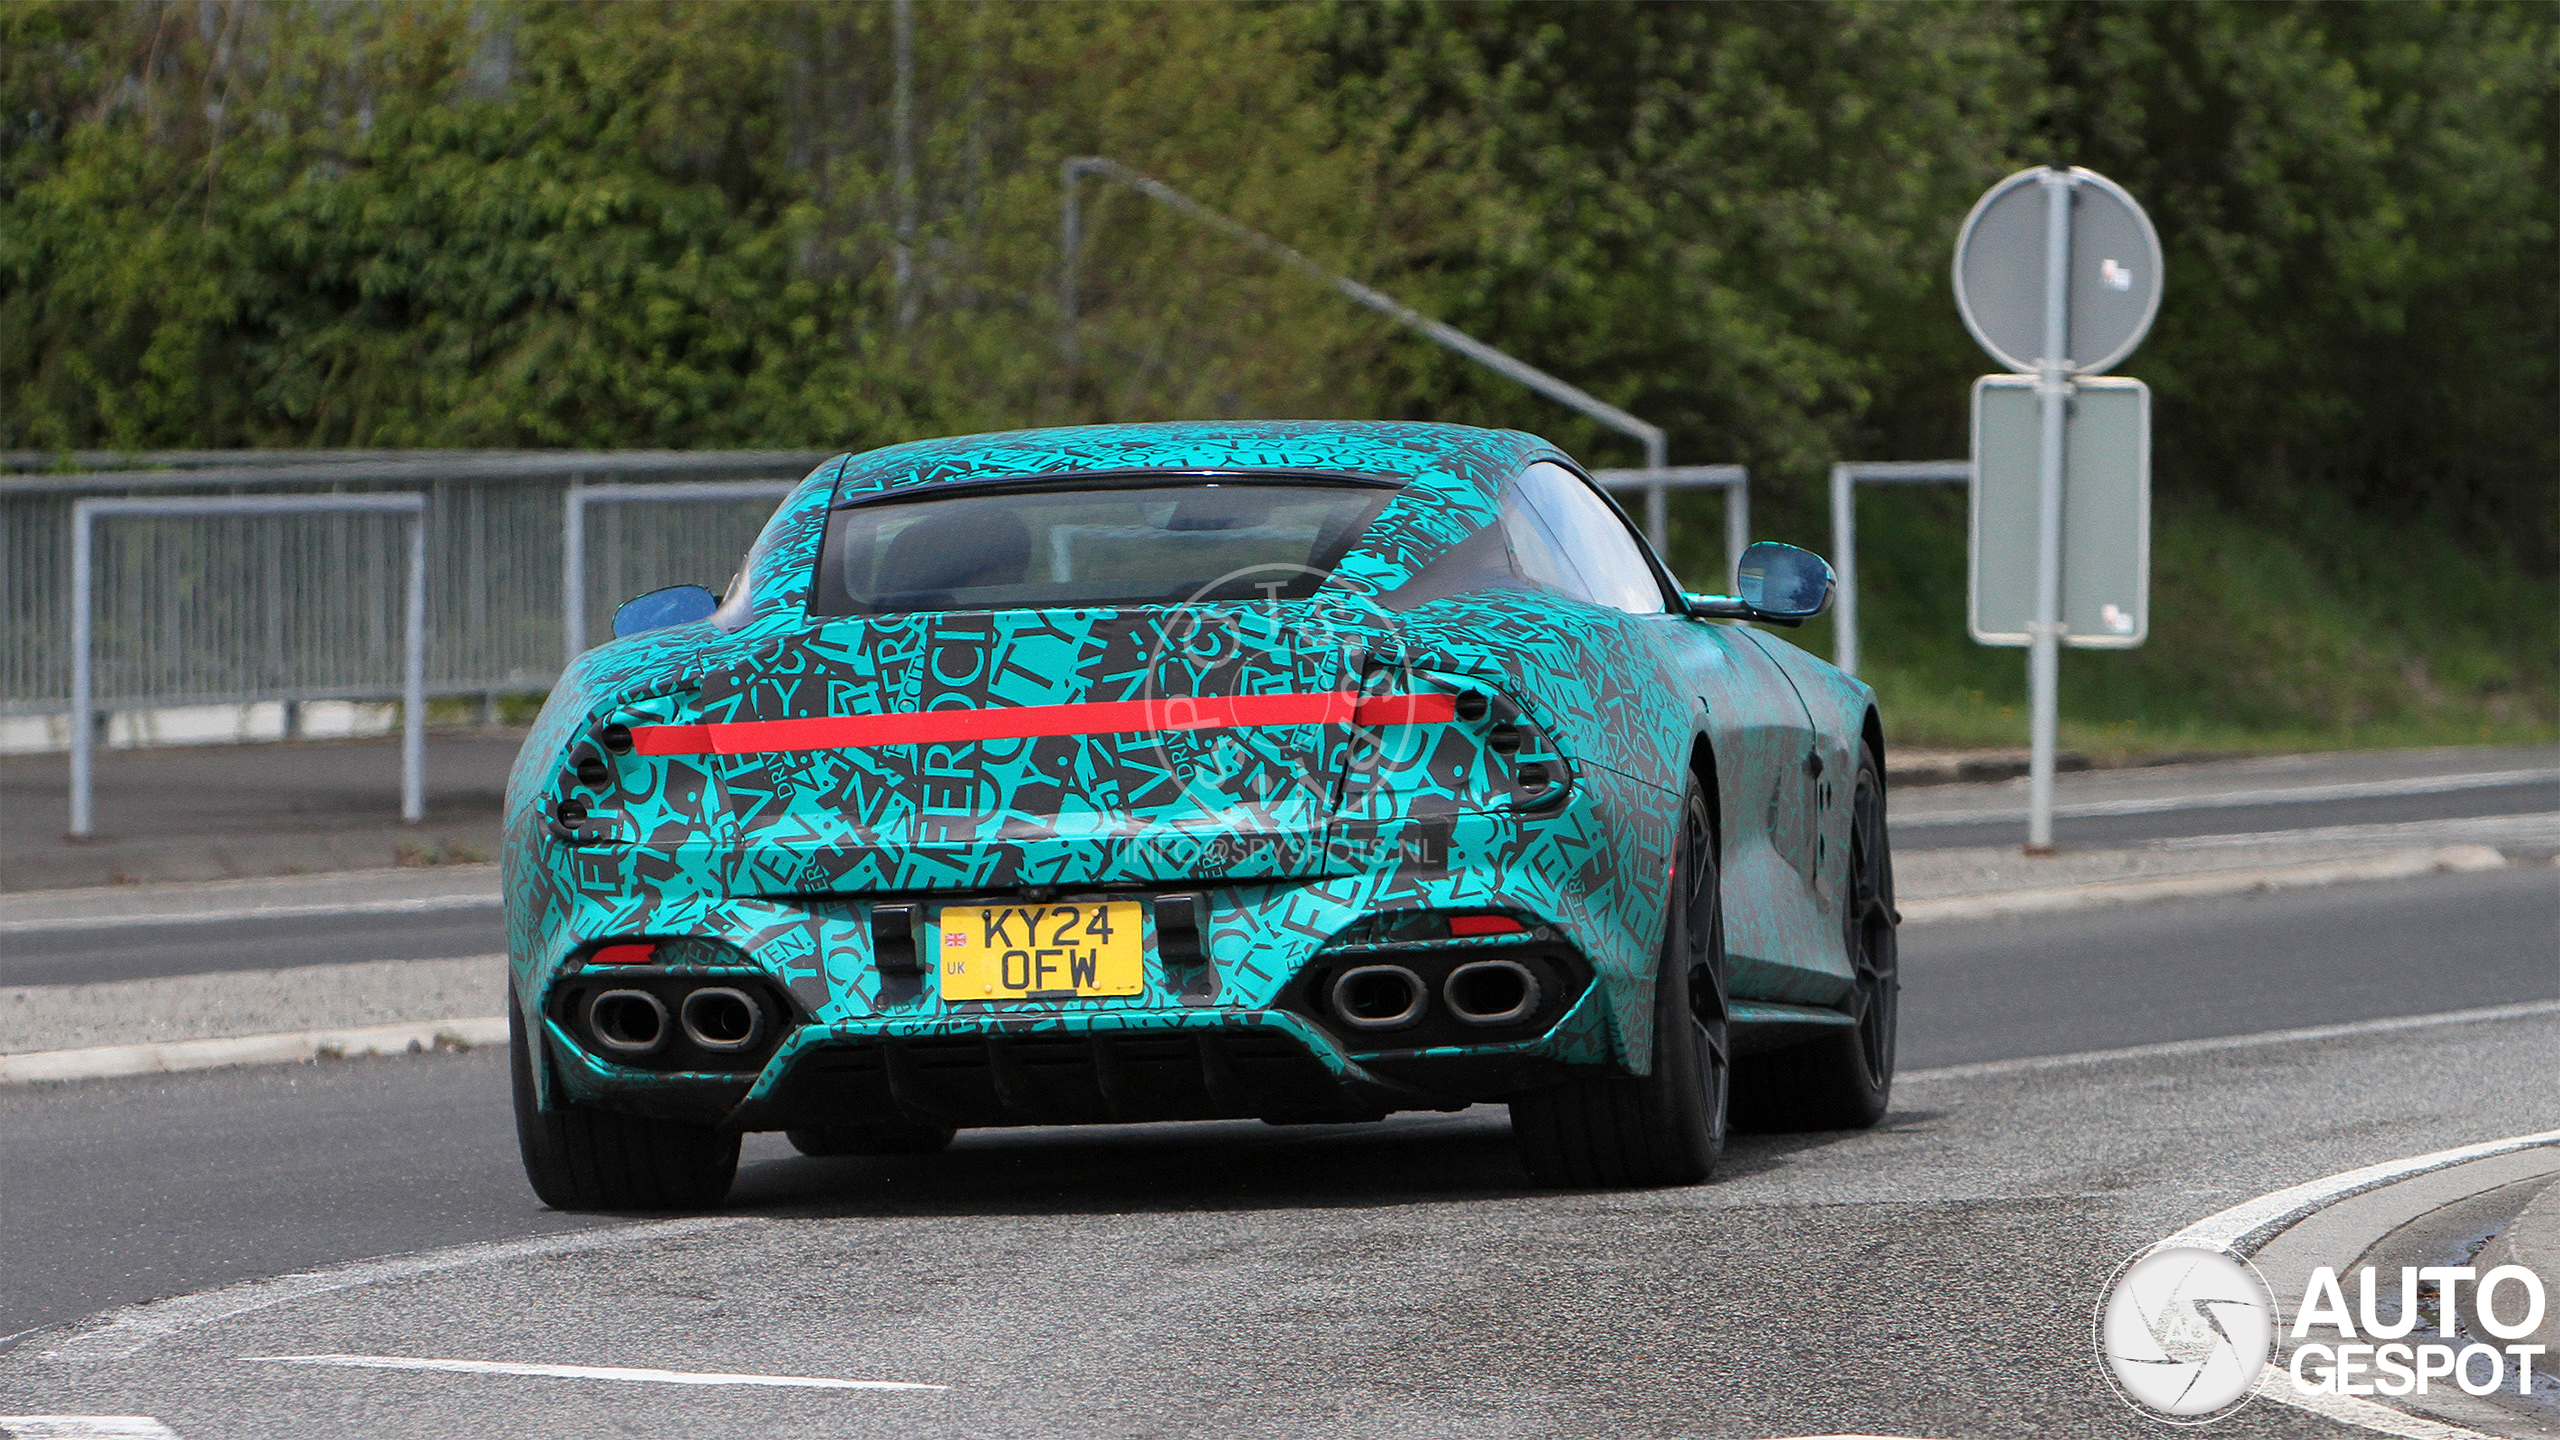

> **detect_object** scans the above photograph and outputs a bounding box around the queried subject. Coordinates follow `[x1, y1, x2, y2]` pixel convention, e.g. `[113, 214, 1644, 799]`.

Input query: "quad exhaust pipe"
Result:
[1329, 965, 1427, 1031]
[582, 984, 767, 1057]
[1443, 959, 1540, 1026]
[679, 987, 764, 1053]
[1323, 958, 1546, 1033]
[586, 989, 670, 1055]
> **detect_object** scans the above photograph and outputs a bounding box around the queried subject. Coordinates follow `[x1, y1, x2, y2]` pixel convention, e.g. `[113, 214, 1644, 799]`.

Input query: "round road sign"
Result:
[1953, 166, 2161, 376]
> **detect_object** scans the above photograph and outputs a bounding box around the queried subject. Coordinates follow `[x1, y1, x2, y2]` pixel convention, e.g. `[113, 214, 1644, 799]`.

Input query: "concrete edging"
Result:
[1898, 845, 2513, 925]
[2158, 1129, 2560, 1440]
[0, 1017, 507, 1085]
[2483, 1176, 2560, 1357]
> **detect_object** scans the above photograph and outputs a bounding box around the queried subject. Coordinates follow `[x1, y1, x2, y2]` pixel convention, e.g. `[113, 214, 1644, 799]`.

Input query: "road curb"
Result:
[0, 1017, 506, 1085]
[2483, 1177, 2560, 1357]
[2155, 1129, 2560, 1440]
[1898, 844, 2513, 925]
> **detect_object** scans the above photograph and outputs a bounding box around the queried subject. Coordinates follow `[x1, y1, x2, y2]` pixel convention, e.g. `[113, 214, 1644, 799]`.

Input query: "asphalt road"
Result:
[4, 961, 2554, 1436]
[4, 863, 2552, 1345]
[2, 748, 2552, 1436]
[1902, 863, 2558, 1066]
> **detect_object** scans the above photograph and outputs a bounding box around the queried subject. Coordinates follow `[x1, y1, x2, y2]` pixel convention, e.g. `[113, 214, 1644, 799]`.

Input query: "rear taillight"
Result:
[1447, 914, 1526, 937]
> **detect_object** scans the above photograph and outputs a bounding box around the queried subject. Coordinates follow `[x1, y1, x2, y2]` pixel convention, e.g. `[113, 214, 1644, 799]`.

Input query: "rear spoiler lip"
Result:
[828, 467, 1409, 510]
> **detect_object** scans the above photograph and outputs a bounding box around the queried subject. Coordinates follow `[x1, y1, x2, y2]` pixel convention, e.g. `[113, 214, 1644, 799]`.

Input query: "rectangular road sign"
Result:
[1968, 374, 2150, 648]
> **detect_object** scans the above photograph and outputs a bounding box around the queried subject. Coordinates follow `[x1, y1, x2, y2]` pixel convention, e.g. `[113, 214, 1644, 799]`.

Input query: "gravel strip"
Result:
[0, 955, 504, 1054]
[1896, 835, 2531, 900]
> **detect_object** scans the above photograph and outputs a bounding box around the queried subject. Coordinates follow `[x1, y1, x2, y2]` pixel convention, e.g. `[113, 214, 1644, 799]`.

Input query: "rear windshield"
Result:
[808, 478, 1397, 615]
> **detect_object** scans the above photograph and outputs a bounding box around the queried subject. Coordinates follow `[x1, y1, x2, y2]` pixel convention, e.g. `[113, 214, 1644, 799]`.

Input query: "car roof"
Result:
[823, 420, 1559, 511]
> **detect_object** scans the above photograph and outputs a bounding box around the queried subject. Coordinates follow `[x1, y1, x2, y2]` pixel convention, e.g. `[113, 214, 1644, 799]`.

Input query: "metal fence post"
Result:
[1642, 432, 1669, 555]
[403, 507, 428, 823]
[563, 477, 588, 660]
[67, 501, 95, 838]
[1825, 461, 1975, 677]
[1830, 464, 1858, 677]
[1724, 481, 1750, 593]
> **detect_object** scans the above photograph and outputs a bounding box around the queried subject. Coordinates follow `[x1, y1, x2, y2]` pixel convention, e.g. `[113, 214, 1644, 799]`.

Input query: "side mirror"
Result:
[612, 584, 720, 639]
[1683, 542, 1835, 627]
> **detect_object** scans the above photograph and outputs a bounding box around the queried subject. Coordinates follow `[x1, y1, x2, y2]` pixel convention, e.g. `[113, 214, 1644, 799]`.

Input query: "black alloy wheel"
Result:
[1510, 782, 1729, 1187]
[510, 982, 741, 1211]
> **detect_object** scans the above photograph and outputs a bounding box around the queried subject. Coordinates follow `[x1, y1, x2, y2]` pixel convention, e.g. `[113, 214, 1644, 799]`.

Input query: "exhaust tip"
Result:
[587, 989, 670, 1055]
[1329, 965, 1427, 1031]
[679, 987, 765, 1053]
[1443, 959, 1540, 1026]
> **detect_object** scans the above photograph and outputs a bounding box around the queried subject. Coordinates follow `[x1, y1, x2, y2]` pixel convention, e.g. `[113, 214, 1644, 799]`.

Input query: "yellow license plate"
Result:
[936, 901, 1146, 1001]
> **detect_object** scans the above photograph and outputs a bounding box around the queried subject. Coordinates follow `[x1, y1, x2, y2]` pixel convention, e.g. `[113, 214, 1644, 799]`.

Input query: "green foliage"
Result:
[0, 1, 1396, 447]
[1763, 482, 2558, 753]
[1310, 0, 2036, 477]
[2026, 0, 2560, 570]
[0, 0, 2549, 746]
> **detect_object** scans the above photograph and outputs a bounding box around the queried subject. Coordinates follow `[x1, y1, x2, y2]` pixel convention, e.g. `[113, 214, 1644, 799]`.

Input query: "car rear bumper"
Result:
[512, 789, 1675, 1127]
[541, 993, 1615, 1131]
[532, 932, 1628, 1132]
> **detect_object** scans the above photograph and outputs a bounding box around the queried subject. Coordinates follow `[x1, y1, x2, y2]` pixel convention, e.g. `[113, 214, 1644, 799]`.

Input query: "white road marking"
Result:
[1899, 998, 2560, 1084]
[0, 1421, 180, 1439]
[242, 1353, 945, 1392]
[2152, 1128, 2560, 1440]
[44, 1218, 752, 1362]
[0, 894, 499, 936]
[1893, 767, 2560, 828]
[2146, 810, 2560, 851]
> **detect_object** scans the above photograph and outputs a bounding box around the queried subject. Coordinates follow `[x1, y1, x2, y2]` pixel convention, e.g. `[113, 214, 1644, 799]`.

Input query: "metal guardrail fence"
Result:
[68, 494, 430, 834]
[2, 448, 1788, 733]
[0, 452, 827, 719]
[1829, 460, 1973, 677]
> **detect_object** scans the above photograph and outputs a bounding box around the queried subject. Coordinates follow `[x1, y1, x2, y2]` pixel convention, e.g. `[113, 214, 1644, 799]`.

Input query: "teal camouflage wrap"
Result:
[504, 421, 1878, 1127]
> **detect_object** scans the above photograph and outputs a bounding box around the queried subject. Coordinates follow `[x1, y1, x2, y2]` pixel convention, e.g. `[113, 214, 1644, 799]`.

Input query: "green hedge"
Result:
[4, 1, 2549, 742]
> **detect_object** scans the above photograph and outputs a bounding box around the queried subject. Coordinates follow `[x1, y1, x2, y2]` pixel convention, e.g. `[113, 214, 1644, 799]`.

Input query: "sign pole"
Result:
[2025, 167, 2075, 854]
[1956, 161, 2157, 854]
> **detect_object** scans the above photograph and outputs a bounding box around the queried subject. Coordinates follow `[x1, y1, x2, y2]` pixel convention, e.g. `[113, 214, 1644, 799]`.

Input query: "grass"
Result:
[1668, 482, 2558, 761]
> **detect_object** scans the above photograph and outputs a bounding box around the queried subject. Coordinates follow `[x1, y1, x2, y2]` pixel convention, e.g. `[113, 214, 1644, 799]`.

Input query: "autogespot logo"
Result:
[2096, 1246, 2276, 1422]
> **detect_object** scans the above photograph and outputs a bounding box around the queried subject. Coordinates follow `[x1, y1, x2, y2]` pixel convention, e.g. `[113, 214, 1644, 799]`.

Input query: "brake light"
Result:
[629, 691, 1456, 756]
[1447, 915, 1525, 937]
[590, 943, 658, 966]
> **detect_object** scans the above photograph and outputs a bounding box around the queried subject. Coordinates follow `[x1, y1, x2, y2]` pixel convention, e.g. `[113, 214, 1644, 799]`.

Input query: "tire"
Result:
[1510, 783, 1729, 1187]
[1731, 741, 1898, 1132]
[786, 1120, 956, 1157]
[511, 984, 740, 1211]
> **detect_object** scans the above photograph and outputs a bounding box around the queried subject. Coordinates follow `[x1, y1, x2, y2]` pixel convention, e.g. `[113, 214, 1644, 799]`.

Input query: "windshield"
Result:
[807, 478, 1397, 615]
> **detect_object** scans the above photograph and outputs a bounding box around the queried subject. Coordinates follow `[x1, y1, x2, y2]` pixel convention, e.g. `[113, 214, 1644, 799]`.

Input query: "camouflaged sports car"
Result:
[506, 421, 1899, 1209]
